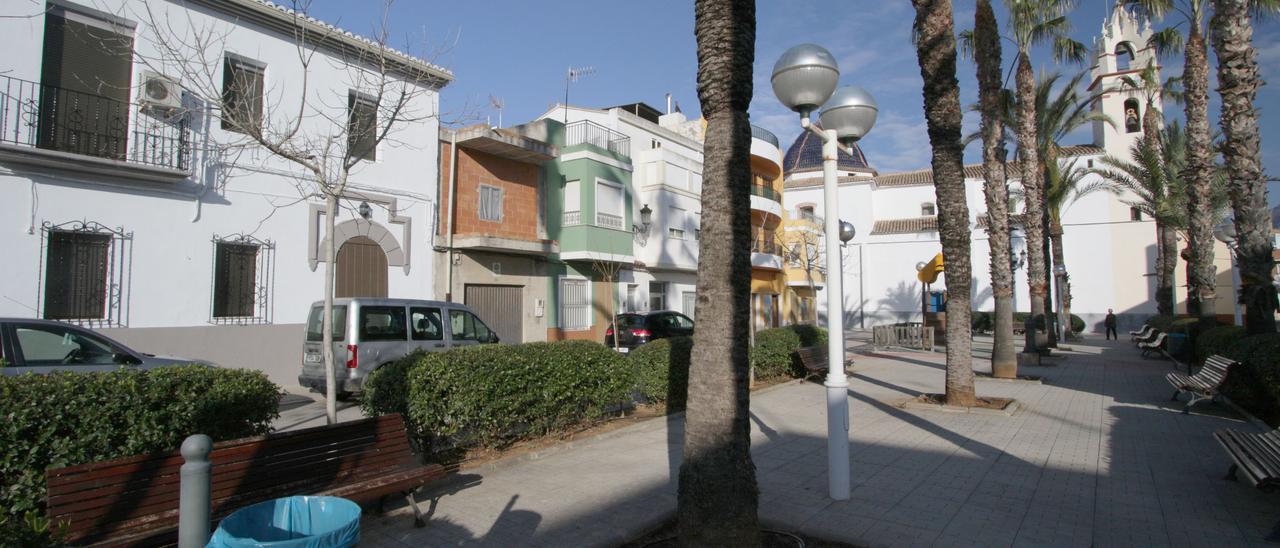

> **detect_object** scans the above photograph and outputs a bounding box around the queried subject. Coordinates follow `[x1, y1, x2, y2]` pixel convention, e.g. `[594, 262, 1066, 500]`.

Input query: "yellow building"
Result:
[749, 125, 786, 332]
[781, 210, 825, 325]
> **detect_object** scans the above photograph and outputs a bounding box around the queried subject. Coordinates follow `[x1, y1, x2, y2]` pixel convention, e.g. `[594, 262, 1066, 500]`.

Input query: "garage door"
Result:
[464, 284, 523, 343]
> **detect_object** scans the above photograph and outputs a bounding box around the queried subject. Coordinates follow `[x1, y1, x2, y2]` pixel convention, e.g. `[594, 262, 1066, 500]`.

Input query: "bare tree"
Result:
[131, 0, 451, 423]
[778, 223, 824, 324]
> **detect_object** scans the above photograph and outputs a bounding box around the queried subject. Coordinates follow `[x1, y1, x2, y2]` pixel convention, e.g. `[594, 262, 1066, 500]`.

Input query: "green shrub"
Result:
[406, 341, 632, 449]
[1145, 315, 1176, 333]
[1195, 325, 1247, 366]
[752, 328, 802, 380]
[971, 311, 993, 333]
[788, 324, 828, 348]
[360, 350, 423, 419]
[1221, 334, 1280, 426]
[1010, 312, 1084, 332]
[0, 366, 280, 537]
[631, 336, 692, 410]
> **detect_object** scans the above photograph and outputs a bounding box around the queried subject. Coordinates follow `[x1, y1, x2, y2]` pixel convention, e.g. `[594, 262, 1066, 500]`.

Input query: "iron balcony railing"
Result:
[750, 124, 780, 149]
[0, 75, 190, 171]
[753, 237, 779, 255]
[794, 209, 825, 226]
[565, 120, 630, 158]
[750, 183, 782, 203]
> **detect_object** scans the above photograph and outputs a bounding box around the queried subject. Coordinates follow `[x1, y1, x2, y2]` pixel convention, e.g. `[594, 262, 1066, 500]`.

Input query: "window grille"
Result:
[210, 234, 275, 324]
[560, 278, 589, 330]
[649, 281, 667, 311]
[39, 220, 132, 327]
[348, 91, 378, 161]
[478, 184, 504, 222]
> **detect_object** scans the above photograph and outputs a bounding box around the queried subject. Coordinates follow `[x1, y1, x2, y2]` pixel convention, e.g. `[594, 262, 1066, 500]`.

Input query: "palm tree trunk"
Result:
[1211, 0, 1277, 334]
[679, 1, 760, 545]
[975, 0, 1015, 377]
[1049, 220, 1073, 338]
[1154, 224, 1177, 315]
[1183, 24, 1218, 328]
[1015, 53, 1049, 349]
[912, 0, 975, 406]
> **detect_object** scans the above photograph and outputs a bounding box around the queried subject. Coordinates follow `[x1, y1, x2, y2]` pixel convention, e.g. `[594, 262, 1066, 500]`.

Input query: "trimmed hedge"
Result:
[404, 341, 632, 449]
[788, 324, 828, 348]
[752, 328, 801, 380]
[631, 336, 692, 410]
[360, 349, 422, 419]
[1195, 325, 1247, 366]
[0, 366, 280, 539]
[971, 311, 994, 333]
[1220, 334, 1280, 426]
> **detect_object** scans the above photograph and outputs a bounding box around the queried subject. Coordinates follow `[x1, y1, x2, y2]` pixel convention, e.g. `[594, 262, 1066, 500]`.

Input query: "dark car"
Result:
[604, 311, 695, 352]
[0, 318, 211, 376]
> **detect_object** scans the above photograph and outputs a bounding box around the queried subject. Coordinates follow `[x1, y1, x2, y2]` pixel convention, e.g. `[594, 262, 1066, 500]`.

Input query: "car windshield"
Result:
[615, 315, 645, 329]
[306, 305, 347, 342]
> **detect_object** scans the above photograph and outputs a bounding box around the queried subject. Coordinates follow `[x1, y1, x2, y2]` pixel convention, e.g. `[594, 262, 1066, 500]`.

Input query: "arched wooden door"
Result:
[335, 236, 388, 298]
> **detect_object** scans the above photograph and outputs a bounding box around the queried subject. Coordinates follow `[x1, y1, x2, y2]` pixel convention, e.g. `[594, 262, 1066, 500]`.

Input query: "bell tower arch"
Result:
[1089, 3, 1161, 157]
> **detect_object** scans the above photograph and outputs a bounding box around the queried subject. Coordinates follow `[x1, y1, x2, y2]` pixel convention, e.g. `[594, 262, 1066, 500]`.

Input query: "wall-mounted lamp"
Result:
[357, 200, 373, 220]
[634, 203, 653, 234]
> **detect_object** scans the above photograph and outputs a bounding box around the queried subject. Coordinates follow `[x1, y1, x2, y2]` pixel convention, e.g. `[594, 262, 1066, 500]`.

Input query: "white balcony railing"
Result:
[596, 212, 624, 230]
[563, 210, 582, 226]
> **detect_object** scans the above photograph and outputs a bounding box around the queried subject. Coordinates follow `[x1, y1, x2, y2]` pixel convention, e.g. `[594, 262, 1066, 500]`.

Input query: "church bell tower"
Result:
[1090, 3, 1161, 158]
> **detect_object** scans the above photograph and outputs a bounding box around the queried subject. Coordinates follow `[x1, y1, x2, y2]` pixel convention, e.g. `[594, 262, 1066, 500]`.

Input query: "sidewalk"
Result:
[359, 335, 1280, 547]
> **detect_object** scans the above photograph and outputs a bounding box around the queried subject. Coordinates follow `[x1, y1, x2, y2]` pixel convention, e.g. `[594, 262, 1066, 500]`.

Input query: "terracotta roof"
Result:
[784, 175, 874, 189]
[870, 216, 939, 235]
[872, 144, 1105, 188]
[976, 213, 1027, 229]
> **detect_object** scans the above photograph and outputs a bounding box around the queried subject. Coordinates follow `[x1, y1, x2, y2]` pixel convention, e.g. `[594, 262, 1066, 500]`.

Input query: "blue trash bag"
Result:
[207, 496, 360, 548]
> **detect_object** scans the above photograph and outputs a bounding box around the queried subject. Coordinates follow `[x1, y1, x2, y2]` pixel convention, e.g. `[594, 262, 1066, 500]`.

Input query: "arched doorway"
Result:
[335, 236, 388, 298]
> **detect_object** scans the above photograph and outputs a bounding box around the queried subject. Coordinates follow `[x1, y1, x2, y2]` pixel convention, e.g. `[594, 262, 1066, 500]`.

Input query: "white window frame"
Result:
[478, 184, 504, 222]
[559, 275, 591, 331]
[595, 178, 625, 229]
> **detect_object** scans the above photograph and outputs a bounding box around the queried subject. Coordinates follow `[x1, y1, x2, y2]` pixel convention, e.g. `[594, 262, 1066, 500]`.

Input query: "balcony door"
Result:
[38, 7, 134, 160]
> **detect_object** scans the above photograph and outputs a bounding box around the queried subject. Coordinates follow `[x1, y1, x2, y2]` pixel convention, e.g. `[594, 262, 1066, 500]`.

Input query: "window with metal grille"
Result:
[478, 184, 504, 222]
[38, 7, 134, 161]
[210, 234, 274, 324]
[213, 242, 258, 318]
[43, 231, 110, 321]
[560, 278, 589, 330]
[221, 55, 265, 133]
[649, 281, 667, 311]
[348, 91, 378, 161]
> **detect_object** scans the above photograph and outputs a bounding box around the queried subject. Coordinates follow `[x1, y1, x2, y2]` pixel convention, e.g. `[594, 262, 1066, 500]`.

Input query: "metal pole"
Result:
[819, 127, 850, 501]
[178, 434, 212, 548]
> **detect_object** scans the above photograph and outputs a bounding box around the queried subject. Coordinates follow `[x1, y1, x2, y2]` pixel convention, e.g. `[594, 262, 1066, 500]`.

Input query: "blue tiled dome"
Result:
[782, 129, 871, 174]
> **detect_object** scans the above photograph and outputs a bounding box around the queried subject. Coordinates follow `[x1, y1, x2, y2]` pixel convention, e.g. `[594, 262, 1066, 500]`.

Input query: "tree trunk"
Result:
[912, 0, 975, 406]
[1155, 224, 1177, 315]
[1049, 220, 1072, 339]
[322, 191, 338, 425]
[1211, 0, 1277, 334]
[975, 0, 1016, 377]
[1015, 53, 1049, 348]
[1183, 24, 1218, 328]
[679, 1, 760, 545]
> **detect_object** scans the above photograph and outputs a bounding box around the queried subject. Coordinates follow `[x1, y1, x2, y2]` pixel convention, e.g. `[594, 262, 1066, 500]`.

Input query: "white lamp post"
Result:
[1053, 263, 1068, 340]
[1214, 219, 1243, 326]
[772, 44, 878, 501]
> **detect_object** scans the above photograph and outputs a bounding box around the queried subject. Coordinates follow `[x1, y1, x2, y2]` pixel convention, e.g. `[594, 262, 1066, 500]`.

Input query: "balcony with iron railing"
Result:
[0, 75, 191, 181]
[564, 120, 630, 158]
[750, 183, 782, 203]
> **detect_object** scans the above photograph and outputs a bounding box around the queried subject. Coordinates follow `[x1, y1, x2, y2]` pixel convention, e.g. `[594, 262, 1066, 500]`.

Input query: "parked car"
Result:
[604, 311, 695, 353]
[298, 298, 499, 398]
[0, 318, 211, 375]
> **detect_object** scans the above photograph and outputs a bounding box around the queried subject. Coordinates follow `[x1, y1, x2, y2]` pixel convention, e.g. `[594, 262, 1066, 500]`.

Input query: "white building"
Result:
[784, 4, 1164, 333]
[0, 0, 451, 385]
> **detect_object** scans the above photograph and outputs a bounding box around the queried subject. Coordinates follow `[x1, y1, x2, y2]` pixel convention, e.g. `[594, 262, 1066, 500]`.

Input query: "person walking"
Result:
[1104, 309, 1118, 340]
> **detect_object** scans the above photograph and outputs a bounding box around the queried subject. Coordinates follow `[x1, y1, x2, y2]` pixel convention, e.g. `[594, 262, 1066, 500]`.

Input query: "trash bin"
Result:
[208, 496, 360, 548]
[1167, 333, 1188, 356]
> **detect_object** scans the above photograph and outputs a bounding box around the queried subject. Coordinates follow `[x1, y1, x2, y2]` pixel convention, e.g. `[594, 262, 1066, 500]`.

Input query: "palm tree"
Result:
[972, 0, 1017, 377]
[1092, 122, 1190, 314]
[679, 0, 760, 544]
[1211, 0, 1278, 334]
[1003, 0, 1088, 348]
[912, 0, 976, 406]
[1044, 158, 1110, 333]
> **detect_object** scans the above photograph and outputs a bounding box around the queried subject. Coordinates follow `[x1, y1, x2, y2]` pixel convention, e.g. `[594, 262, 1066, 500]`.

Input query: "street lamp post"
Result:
[772, 44, 878, 501]
[1010, 227, 1027, 313]
[1053, 263, 1068, 341]
[1214, 219, 1243, 326]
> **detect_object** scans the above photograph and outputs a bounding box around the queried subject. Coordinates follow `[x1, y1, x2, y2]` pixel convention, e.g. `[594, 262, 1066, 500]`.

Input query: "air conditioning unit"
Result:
[139, 71, 182, 111]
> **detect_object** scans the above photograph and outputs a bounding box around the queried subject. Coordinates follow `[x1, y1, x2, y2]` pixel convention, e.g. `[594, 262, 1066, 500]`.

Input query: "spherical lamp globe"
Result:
[772, 44, 839, 118]
[819, 86, 878, 145]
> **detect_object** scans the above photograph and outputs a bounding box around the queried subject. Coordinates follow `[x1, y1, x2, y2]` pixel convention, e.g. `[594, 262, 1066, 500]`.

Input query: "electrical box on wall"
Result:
[534, 298, 544, 317]
[492, 262, 502, 276]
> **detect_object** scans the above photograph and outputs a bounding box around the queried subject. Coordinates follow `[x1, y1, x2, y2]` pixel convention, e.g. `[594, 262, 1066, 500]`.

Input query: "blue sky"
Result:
[310, 0, 1278, 202]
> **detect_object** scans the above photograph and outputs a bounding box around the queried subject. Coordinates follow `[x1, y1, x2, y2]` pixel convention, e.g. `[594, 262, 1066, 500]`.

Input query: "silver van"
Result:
[297, 298, 499, 397]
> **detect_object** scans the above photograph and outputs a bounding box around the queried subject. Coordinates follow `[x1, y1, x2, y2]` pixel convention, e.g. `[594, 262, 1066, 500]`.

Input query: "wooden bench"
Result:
[46, 413, 447, 546]
[1215, 427, 1280, 492]
[794, 346, 853, 377]
[1166, 354, 1236, 414]
[1138, 332, 1167, 357]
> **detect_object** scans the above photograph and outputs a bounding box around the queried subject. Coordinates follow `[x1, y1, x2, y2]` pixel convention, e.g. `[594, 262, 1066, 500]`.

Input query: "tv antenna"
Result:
[489, 95, 505, 128]
[564, 65, 595, 124]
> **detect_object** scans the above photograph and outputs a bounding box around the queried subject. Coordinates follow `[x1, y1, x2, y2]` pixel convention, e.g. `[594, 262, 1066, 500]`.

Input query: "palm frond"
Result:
[1149, 27, 1185, 56]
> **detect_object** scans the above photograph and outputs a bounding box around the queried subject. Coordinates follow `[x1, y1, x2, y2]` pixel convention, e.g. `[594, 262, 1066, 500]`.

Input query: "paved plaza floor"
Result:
[358, 334, 1280, 547]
